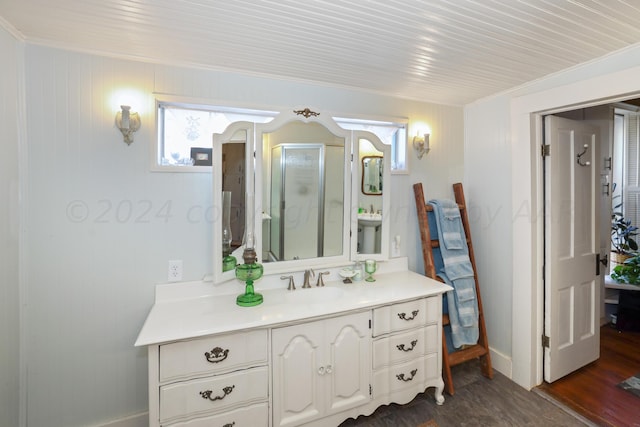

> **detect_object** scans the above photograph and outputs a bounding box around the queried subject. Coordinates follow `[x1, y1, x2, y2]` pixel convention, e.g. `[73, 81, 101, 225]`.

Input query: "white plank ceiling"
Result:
[2, 0, 640, 105]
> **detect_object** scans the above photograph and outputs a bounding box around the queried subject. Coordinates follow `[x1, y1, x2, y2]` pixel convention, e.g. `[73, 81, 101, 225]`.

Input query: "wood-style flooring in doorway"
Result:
[537, 324, 640, 426]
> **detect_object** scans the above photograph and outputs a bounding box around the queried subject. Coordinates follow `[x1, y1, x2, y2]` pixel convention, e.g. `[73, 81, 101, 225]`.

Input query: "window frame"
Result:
[152, 98, 277, 172]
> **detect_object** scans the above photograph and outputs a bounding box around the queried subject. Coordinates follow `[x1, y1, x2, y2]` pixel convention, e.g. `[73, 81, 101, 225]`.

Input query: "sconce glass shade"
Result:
[115, 105, 141, 145]
[413, 133, 430, 159]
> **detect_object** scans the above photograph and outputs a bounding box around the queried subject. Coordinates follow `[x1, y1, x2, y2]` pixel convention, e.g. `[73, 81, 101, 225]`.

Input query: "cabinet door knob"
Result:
[318, 366, 325, 375]
[325, 364, 333, 374]
[204, 346, 230, 363]
[396, 340, 418, 352]
[397, 310, 419, 321]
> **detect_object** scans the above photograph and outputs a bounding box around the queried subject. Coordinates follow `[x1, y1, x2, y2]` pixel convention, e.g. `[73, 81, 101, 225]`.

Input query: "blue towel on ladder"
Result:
[429, 199, 479, 349]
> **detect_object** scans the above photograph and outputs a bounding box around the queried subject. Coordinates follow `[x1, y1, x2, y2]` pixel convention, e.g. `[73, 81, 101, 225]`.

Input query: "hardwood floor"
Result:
[537, 324, 640, 427]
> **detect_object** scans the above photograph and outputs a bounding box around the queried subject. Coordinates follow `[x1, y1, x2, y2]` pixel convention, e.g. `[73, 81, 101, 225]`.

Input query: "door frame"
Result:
[509, 65, 640, 390]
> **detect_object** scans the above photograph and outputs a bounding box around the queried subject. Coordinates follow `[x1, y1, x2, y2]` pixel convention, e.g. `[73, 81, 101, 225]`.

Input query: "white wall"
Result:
[465, 42, 640, 389]
[19, 45, 464, 426]
[0, 25, 22, 427]
[463, 96, 513, 375]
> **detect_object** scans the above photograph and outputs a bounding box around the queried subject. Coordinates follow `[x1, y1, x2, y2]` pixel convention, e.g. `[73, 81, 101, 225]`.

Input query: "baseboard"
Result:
[90, 412, 148, 427]
[489, 346, 512, 379]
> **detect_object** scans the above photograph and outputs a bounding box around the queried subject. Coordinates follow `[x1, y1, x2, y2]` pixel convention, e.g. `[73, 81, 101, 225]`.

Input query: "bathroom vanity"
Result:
[136, 259, 450, 427]
[136, 109, 450, 425]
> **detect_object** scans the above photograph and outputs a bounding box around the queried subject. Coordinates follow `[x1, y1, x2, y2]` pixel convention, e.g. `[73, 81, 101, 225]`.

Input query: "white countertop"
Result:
[135, 261, 451, 347]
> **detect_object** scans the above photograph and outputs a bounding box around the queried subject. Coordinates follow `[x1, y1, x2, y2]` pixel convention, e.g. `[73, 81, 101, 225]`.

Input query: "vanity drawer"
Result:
[160, 330, 268, 381]
[165, 402, 268, 427]
[160, 366, 268, 422]
[372, 297, 438, 337]
[372, 354, 439, 396]
[372, 325, 438, 369]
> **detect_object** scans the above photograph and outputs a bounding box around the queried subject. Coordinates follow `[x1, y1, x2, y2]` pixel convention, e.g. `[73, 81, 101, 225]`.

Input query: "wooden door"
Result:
[544, 115, 600, 382]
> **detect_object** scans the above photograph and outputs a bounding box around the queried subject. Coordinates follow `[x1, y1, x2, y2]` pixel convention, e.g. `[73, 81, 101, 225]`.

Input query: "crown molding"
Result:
[0, 15, 25, 41]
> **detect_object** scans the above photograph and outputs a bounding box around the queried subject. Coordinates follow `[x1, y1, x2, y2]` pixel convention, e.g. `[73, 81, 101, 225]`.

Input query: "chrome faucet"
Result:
[281, 275, 295, 291]
[370, 204, 374, 214]
[302, 269, 315, 288]
[316, 271, 330, 287]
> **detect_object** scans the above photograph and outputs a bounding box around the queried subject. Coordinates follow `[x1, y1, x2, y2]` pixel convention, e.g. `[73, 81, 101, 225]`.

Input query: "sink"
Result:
[284, 286, 344, 304]
[358, 213, 382, 226]
[358, 213, 382, 252]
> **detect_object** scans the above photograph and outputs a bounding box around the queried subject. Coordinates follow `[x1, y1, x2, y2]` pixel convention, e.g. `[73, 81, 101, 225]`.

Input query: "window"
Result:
[156, 102, 276, 169]
[155, 102, 408, 172]
[333, 117, 408, 172]
[614, 111, 640, 229]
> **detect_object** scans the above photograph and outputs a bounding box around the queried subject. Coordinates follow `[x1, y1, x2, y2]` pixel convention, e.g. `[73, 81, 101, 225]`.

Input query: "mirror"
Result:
[355, 134, 390, 259]
[259, 118, 349, 269]
[213, 121, 255, 283]
[213, 111, 391, 282]
[361, 156, 383, 195]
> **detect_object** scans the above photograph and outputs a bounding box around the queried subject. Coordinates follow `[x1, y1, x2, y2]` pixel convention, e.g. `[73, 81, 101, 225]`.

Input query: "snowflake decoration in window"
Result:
[184, 115, 201, 141]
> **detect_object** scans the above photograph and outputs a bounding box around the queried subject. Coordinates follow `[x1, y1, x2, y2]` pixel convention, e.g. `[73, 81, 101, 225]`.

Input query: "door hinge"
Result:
[351, 153, 354, 162]
[542, 144, 550, 157]
[369, 384, 372, 396]
[368, 319, 372, 329]
[542, 334, 550, 348]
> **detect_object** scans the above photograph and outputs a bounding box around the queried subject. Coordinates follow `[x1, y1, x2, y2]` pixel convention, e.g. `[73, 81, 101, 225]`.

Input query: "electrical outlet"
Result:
[168, 260, 183, 282]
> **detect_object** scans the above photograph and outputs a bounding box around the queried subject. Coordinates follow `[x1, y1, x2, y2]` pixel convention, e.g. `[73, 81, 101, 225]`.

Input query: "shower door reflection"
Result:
[267, 144, 344, 261]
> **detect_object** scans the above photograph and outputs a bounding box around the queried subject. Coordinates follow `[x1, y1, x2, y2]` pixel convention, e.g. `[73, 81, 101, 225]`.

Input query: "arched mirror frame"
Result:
[213, 121, 256, 284]
[352, 131, 391, 262]
[212, 111, 391, 283]
[255, 110, 353, 275]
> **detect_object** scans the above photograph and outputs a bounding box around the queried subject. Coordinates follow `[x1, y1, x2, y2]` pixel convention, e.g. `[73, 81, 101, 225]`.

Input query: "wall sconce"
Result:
[413, 133, 430, 159]
[115, 105, 141, 145]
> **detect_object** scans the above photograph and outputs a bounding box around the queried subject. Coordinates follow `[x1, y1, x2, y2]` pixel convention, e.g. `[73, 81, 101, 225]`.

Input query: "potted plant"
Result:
[611, 210, 638, 267]
[611, 254, 640, 285]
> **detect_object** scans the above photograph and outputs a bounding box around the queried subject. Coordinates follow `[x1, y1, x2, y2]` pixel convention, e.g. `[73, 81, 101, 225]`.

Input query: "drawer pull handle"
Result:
[397, 310, 419, 321]
[204, 347, 230, 363]
[199, 385, 235, 402]
[223, 423, 236, 427]
[396, 369, 418, 382]
[396, 340, 418, 352]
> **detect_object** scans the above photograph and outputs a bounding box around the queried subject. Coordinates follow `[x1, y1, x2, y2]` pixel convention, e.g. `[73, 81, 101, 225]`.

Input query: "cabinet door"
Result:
[324, 311, 371, 416]
[272, 321, 325, 427]
[271, 311, 372, 427]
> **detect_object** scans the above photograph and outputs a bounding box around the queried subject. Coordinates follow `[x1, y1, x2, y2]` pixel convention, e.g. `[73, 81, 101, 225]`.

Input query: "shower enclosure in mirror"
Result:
[266, 143, 344, 261]
[260, 118, 349, 271]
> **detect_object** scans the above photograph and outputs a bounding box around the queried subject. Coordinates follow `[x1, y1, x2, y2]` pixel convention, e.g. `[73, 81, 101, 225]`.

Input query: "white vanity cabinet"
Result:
[137, 266, 450, 427]
[371, 297, 444, 404]
[271, 311, 372, 427]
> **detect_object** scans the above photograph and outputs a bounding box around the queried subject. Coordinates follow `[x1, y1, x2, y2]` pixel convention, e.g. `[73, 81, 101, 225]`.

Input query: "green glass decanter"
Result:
[235, 233, 263, 307]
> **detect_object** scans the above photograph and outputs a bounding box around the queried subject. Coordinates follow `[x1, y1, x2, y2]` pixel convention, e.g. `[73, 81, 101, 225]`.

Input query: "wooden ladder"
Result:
[413, 182, 493, 395]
